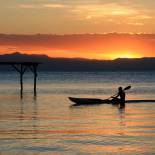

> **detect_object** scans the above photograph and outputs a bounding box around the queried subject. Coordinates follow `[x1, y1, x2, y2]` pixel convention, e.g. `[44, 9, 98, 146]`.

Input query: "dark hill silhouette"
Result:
[0, 52, 155, 71]
[0, 52, 49, 61]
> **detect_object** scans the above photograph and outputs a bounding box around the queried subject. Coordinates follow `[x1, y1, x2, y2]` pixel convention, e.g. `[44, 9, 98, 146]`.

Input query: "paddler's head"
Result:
[118, 87, 123, 92]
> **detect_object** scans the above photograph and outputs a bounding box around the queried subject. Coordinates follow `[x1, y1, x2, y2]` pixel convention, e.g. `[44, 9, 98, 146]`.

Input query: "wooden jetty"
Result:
[0, 62, 40, 97]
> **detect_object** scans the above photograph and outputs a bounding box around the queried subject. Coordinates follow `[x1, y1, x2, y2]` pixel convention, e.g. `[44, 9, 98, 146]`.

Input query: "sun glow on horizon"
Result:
[105, 52, 141, 60]
[1, 33, 155, 60]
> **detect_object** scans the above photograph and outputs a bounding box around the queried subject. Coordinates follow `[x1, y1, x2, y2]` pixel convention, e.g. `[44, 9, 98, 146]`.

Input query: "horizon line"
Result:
[1, 52, 155, 61]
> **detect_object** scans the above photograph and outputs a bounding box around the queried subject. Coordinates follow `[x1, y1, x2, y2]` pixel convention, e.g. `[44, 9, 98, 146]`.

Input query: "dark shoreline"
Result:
[0, 52, 155, 71]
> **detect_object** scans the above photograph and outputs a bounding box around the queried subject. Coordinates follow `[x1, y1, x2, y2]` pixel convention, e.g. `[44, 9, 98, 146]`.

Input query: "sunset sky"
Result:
[0, 0, 155, 59]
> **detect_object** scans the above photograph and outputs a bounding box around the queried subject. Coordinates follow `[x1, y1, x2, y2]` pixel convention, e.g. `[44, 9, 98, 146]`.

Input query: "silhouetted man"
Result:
[115, 87, 126, 108]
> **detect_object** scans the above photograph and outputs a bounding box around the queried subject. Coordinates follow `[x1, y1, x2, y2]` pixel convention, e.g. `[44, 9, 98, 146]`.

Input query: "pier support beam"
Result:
[33, 64, 37, 96]
[0, 62, 40, 97]
[29, 64, 38, 96]
[12, 64, 27, 97]
[7, 62, 40, 97]
[20, 65, 23, 97]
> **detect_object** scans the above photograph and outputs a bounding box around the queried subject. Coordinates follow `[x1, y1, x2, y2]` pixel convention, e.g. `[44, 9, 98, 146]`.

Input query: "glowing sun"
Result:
[118, 54, 136, 58]
[108, 52, 141, 60]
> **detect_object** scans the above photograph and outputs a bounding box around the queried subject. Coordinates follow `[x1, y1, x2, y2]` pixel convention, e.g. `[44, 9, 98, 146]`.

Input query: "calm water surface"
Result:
[0, 72, 155, 154]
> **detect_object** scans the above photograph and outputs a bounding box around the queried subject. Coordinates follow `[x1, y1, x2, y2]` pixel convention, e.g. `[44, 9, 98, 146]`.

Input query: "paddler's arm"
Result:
[113, 93, 119, 98]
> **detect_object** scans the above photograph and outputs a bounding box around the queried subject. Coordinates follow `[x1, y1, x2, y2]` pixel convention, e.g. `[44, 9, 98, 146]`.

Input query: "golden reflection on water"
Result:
[0, 94, 155, 154]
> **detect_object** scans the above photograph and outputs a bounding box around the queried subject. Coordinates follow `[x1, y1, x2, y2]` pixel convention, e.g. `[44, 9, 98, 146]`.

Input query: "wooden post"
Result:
[33, 64, 38, 96]
[20, 64, 23, 96]
[11, 62, 39, 97]
[12, 64, 24, 98]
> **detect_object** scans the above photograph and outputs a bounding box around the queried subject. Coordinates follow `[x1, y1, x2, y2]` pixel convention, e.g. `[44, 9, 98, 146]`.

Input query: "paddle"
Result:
[123, 85, 131, 91]
[107, 85, 131, 100]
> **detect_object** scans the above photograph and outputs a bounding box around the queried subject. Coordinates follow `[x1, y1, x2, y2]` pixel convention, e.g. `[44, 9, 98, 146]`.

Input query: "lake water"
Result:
[0, 71, 155, 154]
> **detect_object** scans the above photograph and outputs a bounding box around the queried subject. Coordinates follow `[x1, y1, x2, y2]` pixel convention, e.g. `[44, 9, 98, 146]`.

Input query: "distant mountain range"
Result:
[0, 52, 155, 71]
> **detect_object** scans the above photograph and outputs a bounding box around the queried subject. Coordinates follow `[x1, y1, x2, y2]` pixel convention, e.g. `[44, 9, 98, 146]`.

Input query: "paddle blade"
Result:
[124, 86, 131, 90]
